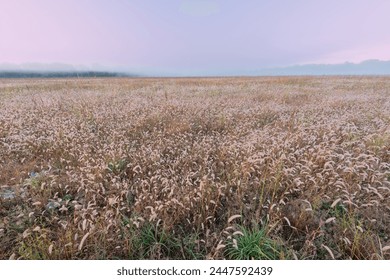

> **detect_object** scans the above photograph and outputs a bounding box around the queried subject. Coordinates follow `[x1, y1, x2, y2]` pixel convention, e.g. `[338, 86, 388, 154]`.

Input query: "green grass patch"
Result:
[225, 226, 283, 260]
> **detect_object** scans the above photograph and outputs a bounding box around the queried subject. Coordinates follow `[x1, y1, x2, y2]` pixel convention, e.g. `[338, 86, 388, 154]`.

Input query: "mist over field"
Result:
[2, 60, 390, 77]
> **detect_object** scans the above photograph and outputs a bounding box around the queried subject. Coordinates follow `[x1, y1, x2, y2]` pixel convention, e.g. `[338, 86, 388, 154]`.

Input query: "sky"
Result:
[1, 0, 390, 75]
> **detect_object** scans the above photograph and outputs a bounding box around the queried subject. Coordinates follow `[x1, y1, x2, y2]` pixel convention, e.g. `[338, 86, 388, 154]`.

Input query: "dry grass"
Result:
[0, 76, 389, 260]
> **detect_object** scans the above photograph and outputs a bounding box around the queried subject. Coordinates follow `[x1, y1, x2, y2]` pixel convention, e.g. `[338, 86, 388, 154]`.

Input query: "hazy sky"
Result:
[1, 0, 390, 74]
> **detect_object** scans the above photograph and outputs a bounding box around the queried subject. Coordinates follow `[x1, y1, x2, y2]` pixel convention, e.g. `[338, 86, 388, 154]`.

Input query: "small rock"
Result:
[46, 201, 61, 211]
[0, 186, 16, 200]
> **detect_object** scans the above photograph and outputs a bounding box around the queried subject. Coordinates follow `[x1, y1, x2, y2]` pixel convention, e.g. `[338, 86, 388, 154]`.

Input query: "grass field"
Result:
[0, 77, 389, 260]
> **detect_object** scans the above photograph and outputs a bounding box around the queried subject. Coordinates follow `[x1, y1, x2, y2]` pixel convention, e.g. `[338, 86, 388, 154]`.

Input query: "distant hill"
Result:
[253, 60, 390, 76]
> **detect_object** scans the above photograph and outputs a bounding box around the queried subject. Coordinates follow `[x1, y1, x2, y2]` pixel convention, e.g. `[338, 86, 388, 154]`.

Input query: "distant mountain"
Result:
[253, 60, 390, 76]
[150, 60, 390, 77]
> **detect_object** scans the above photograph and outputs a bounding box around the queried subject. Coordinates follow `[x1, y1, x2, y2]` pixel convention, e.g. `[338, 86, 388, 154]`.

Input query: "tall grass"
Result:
[0, 77, 389, 259]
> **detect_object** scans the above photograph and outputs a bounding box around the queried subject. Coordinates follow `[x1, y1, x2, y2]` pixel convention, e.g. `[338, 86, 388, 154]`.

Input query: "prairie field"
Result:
[0, 76, 390, 260]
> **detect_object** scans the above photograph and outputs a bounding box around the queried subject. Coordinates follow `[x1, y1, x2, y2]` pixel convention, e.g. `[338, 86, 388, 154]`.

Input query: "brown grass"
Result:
[0, 76, 389, 259]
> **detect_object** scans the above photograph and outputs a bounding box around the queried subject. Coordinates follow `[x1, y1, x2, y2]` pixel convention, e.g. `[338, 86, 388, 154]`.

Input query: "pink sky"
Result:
[1, 0, 390, 75]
